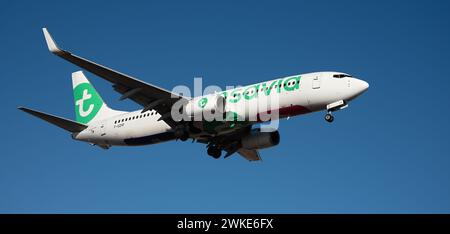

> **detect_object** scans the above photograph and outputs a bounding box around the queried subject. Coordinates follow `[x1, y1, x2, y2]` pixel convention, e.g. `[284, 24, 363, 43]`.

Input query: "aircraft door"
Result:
[312, 74, 321, 89]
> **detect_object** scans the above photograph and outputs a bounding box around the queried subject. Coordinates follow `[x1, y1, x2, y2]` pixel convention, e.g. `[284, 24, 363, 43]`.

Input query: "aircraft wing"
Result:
[18, 106, 87, 133]
[42, 28, 188, 127]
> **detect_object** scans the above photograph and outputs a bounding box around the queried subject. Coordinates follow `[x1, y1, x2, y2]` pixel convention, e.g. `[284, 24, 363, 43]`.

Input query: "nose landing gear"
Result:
[324, 100, 348, 123]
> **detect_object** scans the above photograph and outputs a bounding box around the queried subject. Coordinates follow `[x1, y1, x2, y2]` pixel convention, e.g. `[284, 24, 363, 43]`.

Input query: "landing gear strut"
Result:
[324, 112, 334, 123]
[207, 146, 222, 159]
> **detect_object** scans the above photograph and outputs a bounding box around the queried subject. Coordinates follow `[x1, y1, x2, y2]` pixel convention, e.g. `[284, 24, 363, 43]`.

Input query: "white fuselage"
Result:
[74, 72, 369, 147]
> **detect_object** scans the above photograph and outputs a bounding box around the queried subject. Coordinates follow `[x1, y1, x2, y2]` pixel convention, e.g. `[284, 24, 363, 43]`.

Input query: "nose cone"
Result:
[351, 78, 369, 97]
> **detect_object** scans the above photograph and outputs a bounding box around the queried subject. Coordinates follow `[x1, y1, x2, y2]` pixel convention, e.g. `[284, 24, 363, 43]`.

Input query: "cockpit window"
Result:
[333, 74, 353, 78]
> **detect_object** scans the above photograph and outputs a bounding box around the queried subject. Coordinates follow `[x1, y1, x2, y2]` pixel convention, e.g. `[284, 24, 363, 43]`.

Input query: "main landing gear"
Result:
[324, 112, 334, 123]
[179, 135, 189, 142]
[174, 126, 189, 142]
[207, 146, 222, 159]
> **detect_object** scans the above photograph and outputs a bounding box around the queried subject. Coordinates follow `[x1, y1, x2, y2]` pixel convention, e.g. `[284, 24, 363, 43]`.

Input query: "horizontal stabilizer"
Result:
[18, 106, 87, 133]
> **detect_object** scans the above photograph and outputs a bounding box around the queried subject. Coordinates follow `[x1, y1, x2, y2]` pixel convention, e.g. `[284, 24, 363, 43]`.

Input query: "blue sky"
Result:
[1, 0, 450, 213]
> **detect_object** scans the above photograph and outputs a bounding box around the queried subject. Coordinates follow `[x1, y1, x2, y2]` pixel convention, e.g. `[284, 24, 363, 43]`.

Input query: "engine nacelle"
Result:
[241, 130, 280, 150]
[185, 95, 225, 118]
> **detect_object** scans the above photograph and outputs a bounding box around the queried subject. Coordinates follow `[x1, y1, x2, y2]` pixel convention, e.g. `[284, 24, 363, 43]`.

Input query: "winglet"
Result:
[42, 28, 63, 54]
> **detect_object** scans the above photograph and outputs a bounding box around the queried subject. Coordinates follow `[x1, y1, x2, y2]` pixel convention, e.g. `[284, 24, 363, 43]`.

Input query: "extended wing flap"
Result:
[18, 106, 87, 133]
[237, 148, 261, 162]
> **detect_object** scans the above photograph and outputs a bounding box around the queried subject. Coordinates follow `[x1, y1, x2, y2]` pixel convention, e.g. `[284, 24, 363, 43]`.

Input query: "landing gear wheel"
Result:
[325, 113, 334, 123]
[207, 147, 222, 159]
[175, 127, 189, 142]
[179, 136, 188, 142]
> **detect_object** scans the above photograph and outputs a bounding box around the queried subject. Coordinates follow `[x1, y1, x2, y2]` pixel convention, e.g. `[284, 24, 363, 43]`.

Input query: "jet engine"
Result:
[241, 129, 280, 150]
[185, 95, 226, 118]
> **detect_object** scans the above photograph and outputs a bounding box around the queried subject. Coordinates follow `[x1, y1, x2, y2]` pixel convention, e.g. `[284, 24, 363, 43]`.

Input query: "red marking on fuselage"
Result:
[256, 105, 311, 122]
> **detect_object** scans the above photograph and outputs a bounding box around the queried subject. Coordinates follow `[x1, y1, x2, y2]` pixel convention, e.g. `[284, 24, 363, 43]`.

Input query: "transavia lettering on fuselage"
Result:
[219, 76, 301, 103]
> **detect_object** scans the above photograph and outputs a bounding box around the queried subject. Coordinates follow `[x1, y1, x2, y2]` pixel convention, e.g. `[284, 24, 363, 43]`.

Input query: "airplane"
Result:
[18, 28, 369, 162]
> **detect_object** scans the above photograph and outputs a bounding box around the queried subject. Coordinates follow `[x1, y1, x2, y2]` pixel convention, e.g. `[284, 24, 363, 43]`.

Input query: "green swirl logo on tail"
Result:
[73, 83, 103, 124]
